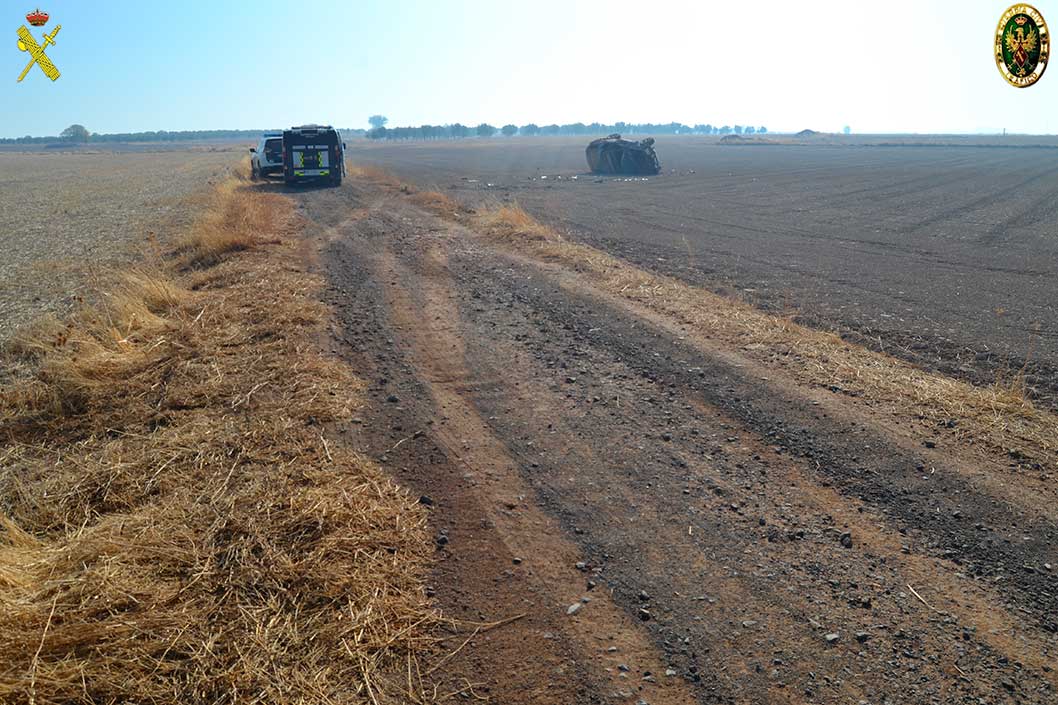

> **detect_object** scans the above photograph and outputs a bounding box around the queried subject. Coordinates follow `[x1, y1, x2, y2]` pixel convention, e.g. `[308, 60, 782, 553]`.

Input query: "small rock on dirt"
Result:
[567, 603, 583, 615]
[825, 633, 841, 644]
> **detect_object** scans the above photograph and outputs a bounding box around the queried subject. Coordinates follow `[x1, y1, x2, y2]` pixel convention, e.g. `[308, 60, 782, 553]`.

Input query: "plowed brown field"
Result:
[346, 136, 1058, 408]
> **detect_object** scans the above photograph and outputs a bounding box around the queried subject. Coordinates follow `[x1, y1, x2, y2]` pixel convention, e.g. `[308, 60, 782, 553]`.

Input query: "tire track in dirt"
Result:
[317, 198, 700, 703]
[313, 180, 1057, 703]
[440, 248, 1057, 702]
[489, 259, 1058, 612]
[378, 240, 701, 705]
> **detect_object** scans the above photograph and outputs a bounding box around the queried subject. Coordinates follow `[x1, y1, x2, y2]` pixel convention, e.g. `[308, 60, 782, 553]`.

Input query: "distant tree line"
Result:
[366, 121, 768, 141]
[2, 120, 772, 145]
[0, 126, 368, 144]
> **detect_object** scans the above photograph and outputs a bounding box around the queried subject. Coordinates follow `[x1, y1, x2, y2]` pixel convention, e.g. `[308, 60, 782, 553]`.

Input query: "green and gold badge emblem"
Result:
[995, 4, 1050, 87]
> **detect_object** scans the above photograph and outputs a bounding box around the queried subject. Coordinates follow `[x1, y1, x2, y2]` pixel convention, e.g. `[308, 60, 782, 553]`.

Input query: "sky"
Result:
[3, 0, 1058, 137]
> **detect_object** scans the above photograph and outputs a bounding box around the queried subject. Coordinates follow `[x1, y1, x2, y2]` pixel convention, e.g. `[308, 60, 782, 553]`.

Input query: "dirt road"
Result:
[347, 137, 1058, 408]
[285, 176, 1056, 704]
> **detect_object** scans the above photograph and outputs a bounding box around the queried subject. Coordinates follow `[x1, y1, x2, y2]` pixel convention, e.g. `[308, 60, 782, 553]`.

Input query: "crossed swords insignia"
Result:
[17, 23, 60, 82]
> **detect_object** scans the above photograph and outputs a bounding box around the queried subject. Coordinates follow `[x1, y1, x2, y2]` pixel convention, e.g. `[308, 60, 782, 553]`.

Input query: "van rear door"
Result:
[289, 142, 331, 177]
[292, 143, 327, 172]
[283, 127, 340, 182]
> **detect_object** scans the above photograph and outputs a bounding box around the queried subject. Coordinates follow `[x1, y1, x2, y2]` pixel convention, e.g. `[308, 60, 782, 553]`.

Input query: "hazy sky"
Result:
[4, 0, 1057, 136]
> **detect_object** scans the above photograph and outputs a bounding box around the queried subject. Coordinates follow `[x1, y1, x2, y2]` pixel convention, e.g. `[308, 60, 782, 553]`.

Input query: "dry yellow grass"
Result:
[347, 165, 462, 219]
[2, 270, 188, 418]
[409, 189, 463, 218]
[176, 165, 288, 267]
[474, 202, 563, 243]
[346, 164, 403, 188]
[0, 167, 439, 704]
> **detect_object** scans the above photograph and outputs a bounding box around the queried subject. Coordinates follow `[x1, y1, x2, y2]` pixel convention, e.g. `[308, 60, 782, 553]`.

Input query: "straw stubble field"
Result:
[0, 157, 441, 704]
[0, 150, 237, 342]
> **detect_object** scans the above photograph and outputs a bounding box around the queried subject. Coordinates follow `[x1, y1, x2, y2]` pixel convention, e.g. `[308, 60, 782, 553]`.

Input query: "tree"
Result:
[843, 125, 851, 135]
[368, 115, 388, 129]
[449, 123, 469, 138]
[758, 126, 768, 134]
[61, 124, 89, 143]
[501, 124, 518, 137]
[744, 126, 755, 135]
[520, 123, 540, 136]
[476, 123, 496, 137]
[719, 125, 731, 135]
[733, 125, 743, 135]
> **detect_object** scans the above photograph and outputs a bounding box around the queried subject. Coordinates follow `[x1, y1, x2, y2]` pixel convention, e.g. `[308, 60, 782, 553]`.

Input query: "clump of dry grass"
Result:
[474, 202, 563, 243]
[176, 165, 289, 267]
[410, 189, 463, 218]
[2, 270, 189, 419]
[347, 164, 403, 188]
[0, 173, 439, 703]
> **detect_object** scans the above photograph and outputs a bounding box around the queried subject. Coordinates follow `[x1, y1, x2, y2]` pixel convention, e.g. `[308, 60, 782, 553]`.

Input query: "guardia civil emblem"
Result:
[995, 4, 1050, 87]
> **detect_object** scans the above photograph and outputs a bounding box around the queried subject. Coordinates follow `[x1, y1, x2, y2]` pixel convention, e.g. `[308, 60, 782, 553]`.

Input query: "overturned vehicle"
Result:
[585, 134, 661, 175]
